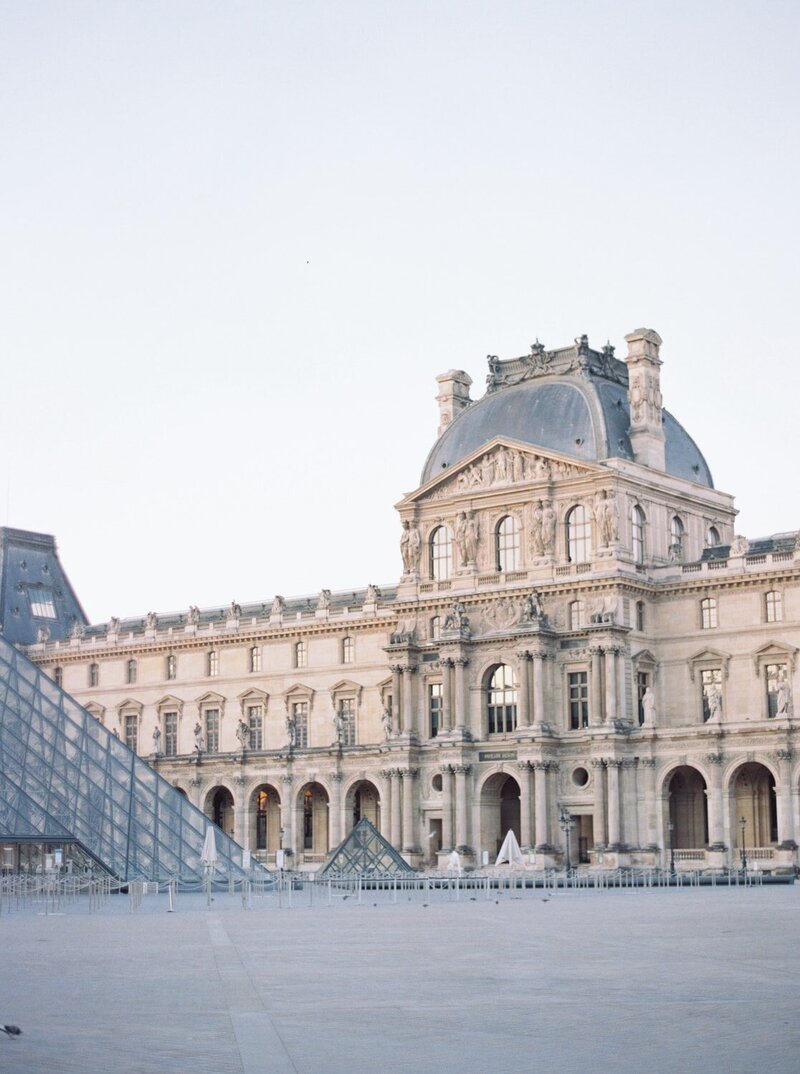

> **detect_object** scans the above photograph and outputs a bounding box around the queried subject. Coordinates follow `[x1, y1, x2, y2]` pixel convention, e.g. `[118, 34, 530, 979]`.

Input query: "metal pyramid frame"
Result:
[0, 635, 269, 883]
[320, 817, 415, 877]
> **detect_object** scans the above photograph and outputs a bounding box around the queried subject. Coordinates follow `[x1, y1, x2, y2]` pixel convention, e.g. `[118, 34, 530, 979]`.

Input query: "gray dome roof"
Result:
[421, 363, 713, 488]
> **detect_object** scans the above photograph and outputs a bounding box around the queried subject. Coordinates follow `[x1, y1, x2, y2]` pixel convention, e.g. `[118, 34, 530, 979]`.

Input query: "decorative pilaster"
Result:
[389, 768, 401, 849]
[705, 752, 725, 850]
[401, 767, 419, 852]
[775, 750, 796, 847]
[517, 761, 533, 849]
[390, 665, 402, 729]
[440, 764, 454, 851]
[590, 647, 604, 726]
[402, 666, 417, 735]
[640, 758, 657, 847]
[441, 659, 454, 733]
[604, 648, 618, 723]
[329, 771, 344, 849]
[591, 759, 607, 846]
[533, 761, 549, 849]
[532, 651, 546, 727]
[454, 657, 470, 732]
[516, 652, 532, 728]
[606, 759, 622, 848]
[281, 774, 295, 856]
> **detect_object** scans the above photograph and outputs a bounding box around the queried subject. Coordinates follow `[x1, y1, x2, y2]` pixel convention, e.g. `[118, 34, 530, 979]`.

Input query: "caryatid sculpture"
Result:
[594, 489, 619, 546]
[455, 510, 479, 568]
[400, 520, 422, 574]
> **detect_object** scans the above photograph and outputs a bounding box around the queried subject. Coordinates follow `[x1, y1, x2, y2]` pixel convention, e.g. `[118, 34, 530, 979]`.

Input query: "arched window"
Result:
[566, 505, 591, 563]
[54, 666, 63, 687]
[430, 526, 452, 582]
[631, 505, 646, 564]
[495, 516, 519, 572]
[430, 616, 441, 641]
[249, 646, 261, 673]
[569, 600, 586, 631]
[166, 654, 177, 680]
[295, 641, 307, 669]
[707, 525, 721, 548]
[670, 516, 685, 559]
[207, 650, 219, 677]
[88, 662, 99, 687]
[700, 597, 718, 630]
[487, 664, 518, 734]
[341, 637, 355, 664]
[635, 600, 646, 632]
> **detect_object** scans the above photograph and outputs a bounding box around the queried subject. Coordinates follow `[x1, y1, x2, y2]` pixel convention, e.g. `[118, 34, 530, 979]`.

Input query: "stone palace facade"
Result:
[22, 328, 800, 872]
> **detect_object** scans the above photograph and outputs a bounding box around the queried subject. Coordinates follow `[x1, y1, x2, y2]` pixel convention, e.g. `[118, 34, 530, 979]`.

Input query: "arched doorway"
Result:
[299, 782, 329, 859]
[205, 786, 234, 838]
[731, 762, 777, 849]
[348, 780, 380, 832]
[251, 784, 281, 854]
[667, 766, 708, 848]
[480, 773, 521, 858]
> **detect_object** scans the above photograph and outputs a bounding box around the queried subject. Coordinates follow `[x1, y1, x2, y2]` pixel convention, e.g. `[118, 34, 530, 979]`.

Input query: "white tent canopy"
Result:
[495, 829, 524, 867]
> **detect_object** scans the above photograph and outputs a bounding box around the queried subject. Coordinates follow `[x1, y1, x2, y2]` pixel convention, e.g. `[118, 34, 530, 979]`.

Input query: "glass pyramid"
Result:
[320, 817, 415, 877]
[0, 635, 268, 883]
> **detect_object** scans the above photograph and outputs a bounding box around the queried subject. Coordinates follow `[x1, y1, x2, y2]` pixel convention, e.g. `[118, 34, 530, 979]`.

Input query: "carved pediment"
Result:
[401, 437, 602, 507]
[687, 647, 731, 682]
[155, 694, 184, 714]
[752, 642, 798, 675]
[238, 687, 269, 712]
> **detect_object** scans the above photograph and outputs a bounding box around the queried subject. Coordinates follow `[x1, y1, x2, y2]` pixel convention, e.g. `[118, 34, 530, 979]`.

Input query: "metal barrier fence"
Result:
[0, 866, 773, 917]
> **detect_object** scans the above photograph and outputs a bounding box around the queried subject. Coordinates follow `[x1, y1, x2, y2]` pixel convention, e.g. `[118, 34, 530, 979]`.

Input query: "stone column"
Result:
[590, 647, 604, 725]
[705, 752, 725, 849]
[281, 775, 295, 856]
[640, 758, 658, 847]
[389, 769, 402, 849]
[518, 761, 533, 850]
[616, 646, 628, 722]
[441, 659, 453, 733]
[516, 652, 531, 728]
[329, 771, 344, 849]
[622, 759, 639, 846]
[401, 767, 418, 852]
[604, 648, 618, 723]
[534, 762, 549, 849]
[454, 764, 471, 851]
[378, 770, 393, 842]
[402, 666, 416, 735]
[606, 760, 622, 847]
[440, 765, 454, 851]
[233, 776, 247, 849]
[454, 657, 469, 731]
[532, 651, 546, 727]
[776, 749, 795, 846]
[591, 759, 607, 847]
[391, 665, 402, 728]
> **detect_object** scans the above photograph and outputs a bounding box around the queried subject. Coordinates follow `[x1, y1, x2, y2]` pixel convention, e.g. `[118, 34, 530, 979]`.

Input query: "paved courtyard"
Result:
[1, 883, 798, 1074]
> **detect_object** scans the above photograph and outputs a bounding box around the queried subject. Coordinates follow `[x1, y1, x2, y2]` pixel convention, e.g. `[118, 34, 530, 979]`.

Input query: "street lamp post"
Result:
[667, 819, 675, 876]
[739, 816, 747, 874]
[559, 808, 574, 875]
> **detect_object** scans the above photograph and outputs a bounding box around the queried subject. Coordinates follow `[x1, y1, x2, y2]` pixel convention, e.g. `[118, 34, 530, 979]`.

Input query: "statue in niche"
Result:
[285, 714, 297, 749]
[271, 595, 285, 616]
[193, 723, 205, 753]
[400, 520, 421, 574]
[365, 583, 381, 604]
[187, 606, 200, 625]
[594, 490, 619, 546]
[145, 611, 158, 630]
[236, 719, 250, 750]
[776, 681, 792, 717]
[152, 726, 162, 756]
[317, 589, 331, 611]
[641, 687, 656, 726]
[455, 511, 479, 567]
[729, 534, 749, 557]
[108, 617, 120, 634]
[382, 707, 394, 739]
[530, 501, 546, 557]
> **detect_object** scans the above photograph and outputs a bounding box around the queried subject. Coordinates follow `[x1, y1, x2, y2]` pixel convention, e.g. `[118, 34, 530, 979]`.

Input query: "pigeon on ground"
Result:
[1, 1026, 21, 1038]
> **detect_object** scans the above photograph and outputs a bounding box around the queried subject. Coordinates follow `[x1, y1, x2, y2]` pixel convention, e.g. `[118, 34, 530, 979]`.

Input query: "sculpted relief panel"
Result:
[427, 445, 583, 502]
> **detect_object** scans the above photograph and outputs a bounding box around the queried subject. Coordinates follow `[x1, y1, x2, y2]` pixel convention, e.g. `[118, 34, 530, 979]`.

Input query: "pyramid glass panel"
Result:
[320, 817, 415, 877]
[0, 636, 270, 882]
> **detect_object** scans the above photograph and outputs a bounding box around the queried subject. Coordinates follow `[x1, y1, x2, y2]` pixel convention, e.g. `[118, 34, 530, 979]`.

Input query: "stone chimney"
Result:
[624, 328, 665, 471]
[435, 370, 472, 437]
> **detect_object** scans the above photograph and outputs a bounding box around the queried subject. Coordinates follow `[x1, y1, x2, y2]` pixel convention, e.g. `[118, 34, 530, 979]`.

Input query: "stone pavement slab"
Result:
[1, 885, 798, 1073]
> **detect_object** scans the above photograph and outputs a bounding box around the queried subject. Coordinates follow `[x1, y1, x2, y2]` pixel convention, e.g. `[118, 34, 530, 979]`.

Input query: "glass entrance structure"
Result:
[0, 635, 266, 883]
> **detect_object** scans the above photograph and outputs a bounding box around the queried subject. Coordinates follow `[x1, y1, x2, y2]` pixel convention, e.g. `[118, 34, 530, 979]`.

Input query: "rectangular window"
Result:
[293, 701, 308, 748]
[89, 663, 99, 687]
[429, 682, 442, 738]
[127, 660, 137, 685]
[568, 671, 589, 730]
[338, 698, 356, 746]
[166, 654, 177, 680]
[701, 669, 722, 722]
[205, 709, 220, 752]
[29, 588, 57, 619]
[701, 598, 718, 629]
[208, 651, 219, 677]
[342, 637, 355, 664]
[295, 641, 307, 669]
[766, 592, 783, 623]
[124, 714, 138, 753]
[250, 646, 261, 673]
[164, 712, 178, 756]
[766, 663, 788, 719]
[247, 704, 263, 750]
[53, 666, 63, 687]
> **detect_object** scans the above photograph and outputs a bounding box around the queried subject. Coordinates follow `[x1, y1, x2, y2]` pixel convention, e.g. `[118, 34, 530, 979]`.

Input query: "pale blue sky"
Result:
[1, 1, 798, 620]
